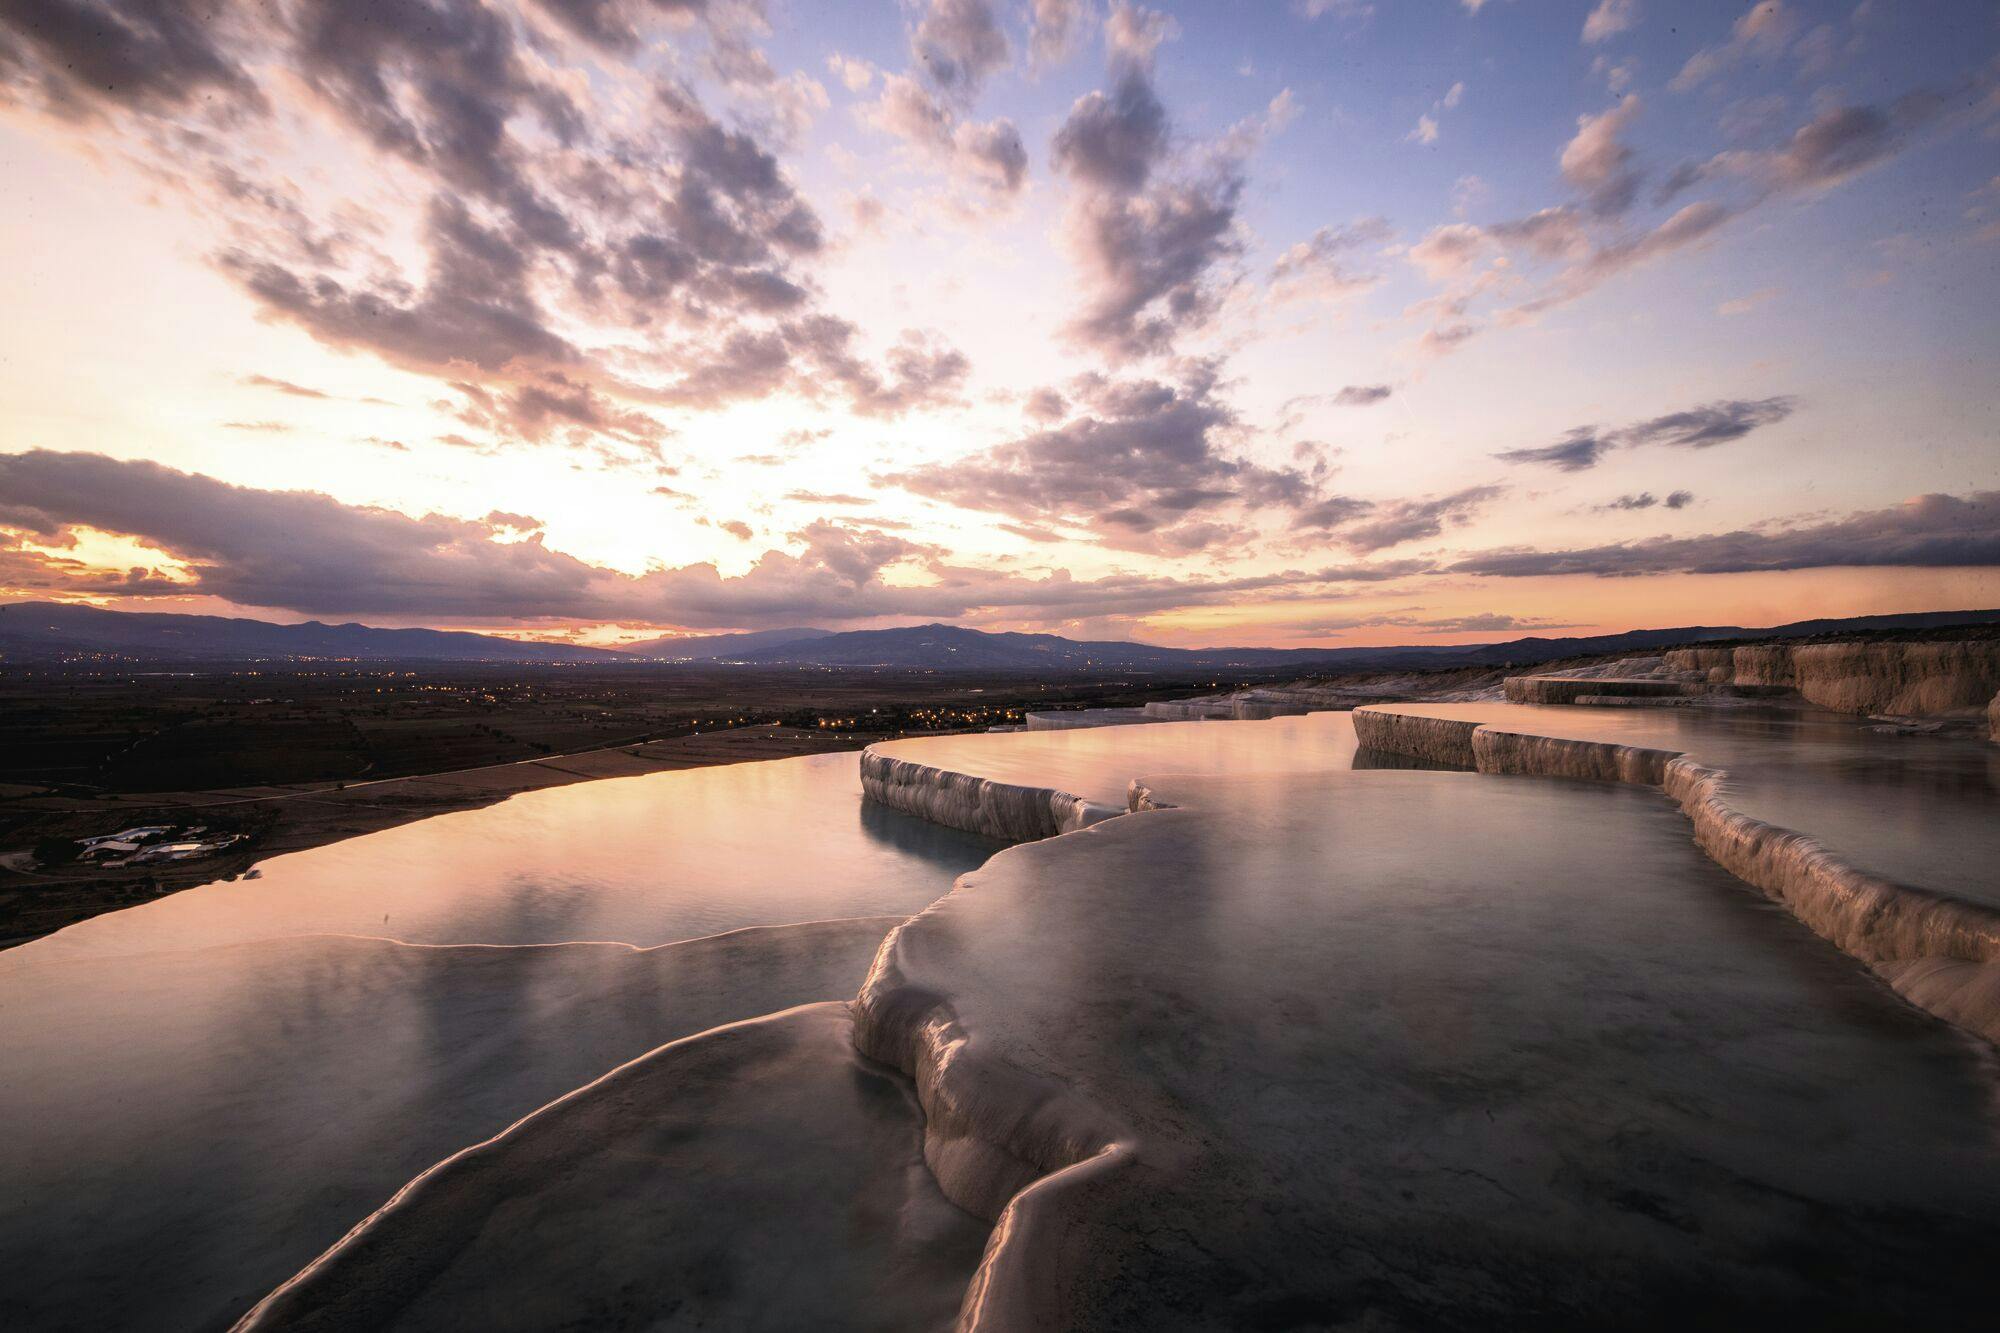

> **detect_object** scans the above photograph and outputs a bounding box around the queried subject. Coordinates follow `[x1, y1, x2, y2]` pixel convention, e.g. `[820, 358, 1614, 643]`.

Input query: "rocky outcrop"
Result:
[1990, 689, 2000, 743]
[1663, 640, 2000, 718]
[1354, 704, 2000, 1046]
[859, 748, 1120, 842]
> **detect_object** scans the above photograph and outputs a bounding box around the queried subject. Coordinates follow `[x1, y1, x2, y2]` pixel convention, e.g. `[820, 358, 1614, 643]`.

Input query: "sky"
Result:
[0, 0, 1996, 649]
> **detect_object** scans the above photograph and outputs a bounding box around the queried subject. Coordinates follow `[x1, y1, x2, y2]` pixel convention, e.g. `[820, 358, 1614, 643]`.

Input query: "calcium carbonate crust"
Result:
[1352, 705, 2000, 1047]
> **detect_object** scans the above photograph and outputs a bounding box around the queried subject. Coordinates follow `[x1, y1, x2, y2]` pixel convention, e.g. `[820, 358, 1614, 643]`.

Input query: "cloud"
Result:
[1334, 486, 1503, 552]
[1104, 2, 1175, 67]
[827, 53, 876, 92]
[1597, 490, 1694, 512]
[0, 0, 263, 121]
[1560, 97, 1643, 215]
[1028, 0, 1091, 69]
[1333, 384, 1393, 406]
[0, 450, 1435, 629]
[1050, 32, 1286, 360]
[861, 73, 1027, 196]
[1717, 287, 1778, 316]
[1408, 81, 1465, 146]
[1582, 0, 1641, 45]
[1496, 429, 1611, 472]
[1268, 217, 1392, 303]
[910, 0, 1011, 104]
[1304, 609, 1574, 636]
[786, 491, 875, 506]
[1293, 485, 1503, 552]
[1294, 1, 1374, 20]
[240, 374, 330, 400]
[2, 2, 986, 450]
[881, 362, 1316, 553]
[1622, 396, 1797, 448]
[1497, 396, 1795, 471]
[1672, 2, 1797, 92]
[1451, 491, 2000, 578]
[1709, 96, 1945, 195]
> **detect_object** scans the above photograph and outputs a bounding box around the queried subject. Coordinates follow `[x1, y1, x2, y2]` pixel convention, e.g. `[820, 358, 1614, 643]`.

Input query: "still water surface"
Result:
[1, 752, 997, 1331]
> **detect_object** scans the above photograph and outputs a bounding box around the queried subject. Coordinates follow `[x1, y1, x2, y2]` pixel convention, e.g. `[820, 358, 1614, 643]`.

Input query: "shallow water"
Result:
[22, 752, 999, 962]
[862, 769, 2000, 1325]
[0, 753, 996, 1331]
[1377, 702, 2000, 904]
[4, 710, 1995, 1329]
[872, 712, 1363, 807]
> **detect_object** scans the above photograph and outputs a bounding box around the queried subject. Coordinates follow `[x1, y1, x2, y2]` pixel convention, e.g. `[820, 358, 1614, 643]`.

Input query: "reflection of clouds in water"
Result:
[1, 918, 905, 1331]
[28, 754, 997, 960]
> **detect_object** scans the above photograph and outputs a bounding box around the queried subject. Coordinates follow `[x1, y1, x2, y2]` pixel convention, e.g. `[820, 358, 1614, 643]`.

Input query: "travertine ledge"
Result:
[860, 748, 1121, 842]
[1664, 639, 2000, 719]
[1353, 704, 2000, 1045]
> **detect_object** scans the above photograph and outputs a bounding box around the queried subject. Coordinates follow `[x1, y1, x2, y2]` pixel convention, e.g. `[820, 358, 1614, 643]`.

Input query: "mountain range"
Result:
[4, 600, 1996, 672]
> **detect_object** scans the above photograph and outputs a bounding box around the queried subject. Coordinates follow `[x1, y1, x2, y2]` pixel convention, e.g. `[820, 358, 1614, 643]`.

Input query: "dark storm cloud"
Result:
[0, 450, 1437, 627]
[1497, 397, 1795, 472]
[1450, 492, 2000, 578]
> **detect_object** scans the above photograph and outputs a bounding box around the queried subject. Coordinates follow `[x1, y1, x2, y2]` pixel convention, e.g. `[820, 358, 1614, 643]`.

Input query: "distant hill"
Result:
[4, 600, 1996, 671]
[621, 627, 833, 659]
[0, 602, 632, 664]
[727, 611, 2000, 673]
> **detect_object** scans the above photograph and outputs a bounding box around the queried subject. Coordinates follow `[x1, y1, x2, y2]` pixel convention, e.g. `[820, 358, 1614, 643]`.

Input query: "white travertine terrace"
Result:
[235, 1003, 987, 1332]
[1352, 704, 2000, 1047]
[221, 697, 2000, 1329]
[860, 749, 1121, 842]
[848, 768, 2000, 1327]
[1665, 639, 2000, 720]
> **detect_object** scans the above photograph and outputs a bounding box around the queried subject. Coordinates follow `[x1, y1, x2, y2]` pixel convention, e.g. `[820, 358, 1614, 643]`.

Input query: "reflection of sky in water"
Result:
[1377, 704, 2000, 905]
[2, 709, 1994, 1330]
[22, 751, 1001, 963]
[876, 713, 1365, 807]
[2, 748, 995, 1330]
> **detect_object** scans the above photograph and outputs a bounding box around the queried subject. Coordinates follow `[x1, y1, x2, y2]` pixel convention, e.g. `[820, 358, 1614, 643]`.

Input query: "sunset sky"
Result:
[2, 0, 1996, 648]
